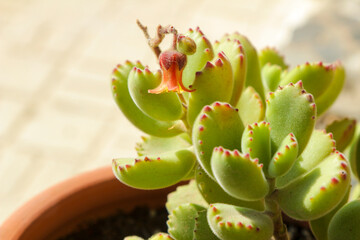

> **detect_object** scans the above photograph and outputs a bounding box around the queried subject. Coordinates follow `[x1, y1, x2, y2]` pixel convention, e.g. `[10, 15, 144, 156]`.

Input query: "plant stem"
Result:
[265, 179, 289, 240]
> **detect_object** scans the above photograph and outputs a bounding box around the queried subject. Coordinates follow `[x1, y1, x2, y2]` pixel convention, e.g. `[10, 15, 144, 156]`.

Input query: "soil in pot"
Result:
[58, 206, 315, 240]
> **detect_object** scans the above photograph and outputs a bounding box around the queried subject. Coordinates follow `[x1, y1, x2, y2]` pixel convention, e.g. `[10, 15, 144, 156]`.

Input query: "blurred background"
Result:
[0, 0, 359, 223]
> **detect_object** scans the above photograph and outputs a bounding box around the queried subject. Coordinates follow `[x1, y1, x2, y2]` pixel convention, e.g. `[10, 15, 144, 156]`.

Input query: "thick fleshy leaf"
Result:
[277, 151, 351, 220]
[350, 184, 360, 200]
[167, 203, 216, 240]
[111, 61, 184, 137]
[148, 233, 174, 240]
[316, 62, 345, 115]
[207, 203, 273, 240]
[326, 118, 356, 152]
[258, 47, 288, 70]
[128, 67, 183, 121]
[265, 81, 316, 155]
[280, 62, 335, 99]
[276, 130, 336, 188]
[223, 33, 265, 101]
[195, 165, 264, 211]
[124, 236, 144, 240]
[236, 87, 264, 126]
[136, 133, 191, 156]
[187, 52, 234, 126]
[241, 122, 271, 174]
[112, 149, 196, 189]
[310, 187, 350, 240]
[261, 64, 283, 93]
[328, 200, 360, 240]
[211, 147, 268, 201]
[182, 27, 214, 88]
[193, 207, 221, 240]
[192, 102, 243, 178]
[166, 180, 208, 213]
[268, 133, 298, 178]
[348, 124, 360, 180]
[214, 38, 246, 105]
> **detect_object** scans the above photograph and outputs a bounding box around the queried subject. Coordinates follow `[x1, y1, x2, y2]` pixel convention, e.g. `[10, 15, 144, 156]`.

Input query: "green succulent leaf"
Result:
[348, 124, 360, 180]
[223, 33, 265, 101]
[211, 147, 269, 201]
[207, 203, 274, 240]
[148, 233, 174, 240]
[277, 151, 351, 220]
[182, 27, 215, 88]
[128, 67, 183, 121]
[241, 122, 271, 175]
[124, 236, 144, 240]
[167, 203, 216, 240]
[261, 64, 283, 93]
[280, 62, 335, 99]
[195, 165, 265, 211]
[214, 38, 246, 105]
[258, 47, 288, 70]
[193, 208, 221, 240]
[328, 200, 360, 240]
[187, 52, 234, 126]
[136, 133, 191, 156]
[315, 62, 345, 115]
[276, 130, 336, 188]
[265, 81, 316, 155]
[268, 133, 299, 178]
[350, 184, 360, 200]
[112, 149, 196, 189]
[310, 187, 350, 240]
[192, 102, 243, 178]
[326, 118, 356, 152]
[236, 86, 265, 126]
[166, 180, 208, 213]
[111, 61, 184, 137]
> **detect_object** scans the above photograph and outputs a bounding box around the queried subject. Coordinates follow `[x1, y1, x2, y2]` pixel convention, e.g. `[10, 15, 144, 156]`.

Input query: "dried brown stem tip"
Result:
[136, 19, 178, 59]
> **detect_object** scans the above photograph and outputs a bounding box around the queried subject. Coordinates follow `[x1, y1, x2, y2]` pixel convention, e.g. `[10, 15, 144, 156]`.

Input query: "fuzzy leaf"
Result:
[258, 47, 288, 70]
[148, 233, 173, 240]
[310, 187, 350, 240]
[128, 67, 183, 121]
[328, 200, 360, 240]
[241, 122, 271, 175]
[315, 62, 345, 115]
[136, 133, 191, 156]
[187, 52, 234, 126]
[211, 147, 268, 201]
[224, 33, 265, 101]
[236, 87, 264, 126]
[192, 102, 243, 178]
[280, 62, 335, 99]
[112, 149, 196, 189]
[167, 203, 209, 240]
[111, 61, 184, 137]
[276, 130, 336, 188]
[124, 236, 144, 240]
[214, 38, 246, 105]
[166, 180, 208, 213]
[193, 208, 220, 240]
[277, 151, 351, 220]
[207, 203, 273, 240]
[268, 133, 299, 178]
[195, 165, 265, 211]
[265, 81, 316, 155]
[261, 64, 283, 93]
[182, 27, 214, 88]
[348, 124, 360, 180]
[326, 118, 356, 152]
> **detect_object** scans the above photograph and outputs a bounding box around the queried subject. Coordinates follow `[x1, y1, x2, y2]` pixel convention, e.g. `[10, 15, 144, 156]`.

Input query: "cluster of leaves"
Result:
[111, 26, 360, 240]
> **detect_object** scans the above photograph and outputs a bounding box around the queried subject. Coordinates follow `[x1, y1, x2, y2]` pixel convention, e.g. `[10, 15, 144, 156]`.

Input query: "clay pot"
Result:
[0, 166, 175, 240]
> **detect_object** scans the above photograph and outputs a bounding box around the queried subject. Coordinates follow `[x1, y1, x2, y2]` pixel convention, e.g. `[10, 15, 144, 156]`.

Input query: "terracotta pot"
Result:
[0, 166, 176, 240]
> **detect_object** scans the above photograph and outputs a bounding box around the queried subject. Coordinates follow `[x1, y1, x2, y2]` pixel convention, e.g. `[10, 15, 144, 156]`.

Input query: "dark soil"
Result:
[58, 206, 315, 240]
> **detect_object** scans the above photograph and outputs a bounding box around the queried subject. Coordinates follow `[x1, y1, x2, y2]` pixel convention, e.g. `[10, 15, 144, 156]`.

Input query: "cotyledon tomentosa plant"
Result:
[110, 21, 360, 240]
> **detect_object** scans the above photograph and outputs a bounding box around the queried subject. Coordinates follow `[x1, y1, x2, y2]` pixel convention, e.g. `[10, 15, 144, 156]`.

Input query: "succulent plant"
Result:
[111, 21, 360, 240]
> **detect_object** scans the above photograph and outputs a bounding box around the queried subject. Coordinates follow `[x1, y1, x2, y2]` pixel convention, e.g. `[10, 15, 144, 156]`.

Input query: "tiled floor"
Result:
[1, 0, 359, 223]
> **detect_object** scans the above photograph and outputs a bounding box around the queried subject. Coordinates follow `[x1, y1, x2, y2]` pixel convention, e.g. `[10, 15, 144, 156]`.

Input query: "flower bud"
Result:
[177, 35, 196, 55]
